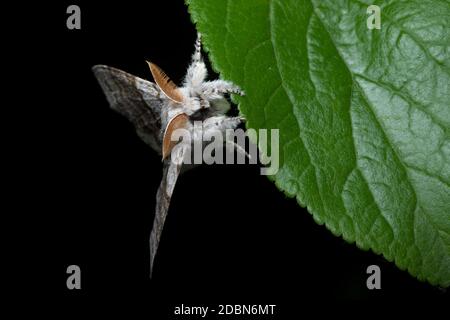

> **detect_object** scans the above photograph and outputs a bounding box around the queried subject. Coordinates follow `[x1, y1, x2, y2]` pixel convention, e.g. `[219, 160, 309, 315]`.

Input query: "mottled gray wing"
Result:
[150, 148, 185, 277]
[92, 65, 164, 154]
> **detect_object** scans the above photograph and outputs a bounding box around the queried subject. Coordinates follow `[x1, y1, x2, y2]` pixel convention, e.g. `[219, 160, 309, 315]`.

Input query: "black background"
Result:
[17, 0, 448, 316]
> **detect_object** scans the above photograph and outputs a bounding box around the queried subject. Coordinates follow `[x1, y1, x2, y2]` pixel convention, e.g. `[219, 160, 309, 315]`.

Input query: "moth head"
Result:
[147, 61, 205, 114]
[147, 62, 214, 160]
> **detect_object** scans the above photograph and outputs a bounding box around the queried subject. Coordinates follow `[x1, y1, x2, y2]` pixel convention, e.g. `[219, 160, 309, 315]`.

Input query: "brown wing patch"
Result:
[147, 61, 184, 104]
[162, 113, 189, 160]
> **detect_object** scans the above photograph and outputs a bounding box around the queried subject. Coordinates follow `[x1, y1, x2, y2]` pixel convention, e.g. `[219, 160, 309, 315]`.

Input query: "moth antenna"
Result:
[162, 113, 189, 160]
[147, 61, 184, 104]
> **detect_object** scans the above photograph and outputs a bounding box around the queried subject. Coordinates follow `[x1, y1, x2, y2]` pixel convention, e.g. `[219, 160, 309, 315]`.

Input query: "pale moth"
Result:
[93, 33, 245, 276]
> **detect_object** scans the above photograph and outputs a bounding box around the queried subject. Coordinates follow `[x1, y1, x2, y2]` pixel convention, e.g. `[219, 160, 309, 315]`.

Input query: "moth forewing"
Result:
[92, 65, 164, 154]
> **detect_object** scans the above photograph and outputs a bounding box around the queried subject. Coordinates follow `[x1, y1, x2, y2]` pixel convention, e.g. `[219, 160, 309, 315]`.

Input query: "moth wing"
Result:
[150, 148, 185, 276]
[92, 65, 165, 154]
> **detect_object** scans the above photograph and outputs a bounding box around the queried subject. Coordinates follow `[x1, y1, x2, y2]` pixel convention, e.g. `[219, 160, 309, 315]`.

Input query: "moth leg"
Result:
[202, 116, 250, 160]
[183, 32, 207, 90]
[201, 80, 245, 100]
[225, 140, 252, 160]
[220, 115, 243, 129]
[203, 115, 242, 132]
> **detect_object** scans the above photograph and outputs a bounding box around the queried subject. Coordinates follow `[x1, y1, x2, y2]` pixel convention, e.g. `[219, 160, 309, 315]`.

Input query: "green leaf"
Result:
[187, 0, 450, 287]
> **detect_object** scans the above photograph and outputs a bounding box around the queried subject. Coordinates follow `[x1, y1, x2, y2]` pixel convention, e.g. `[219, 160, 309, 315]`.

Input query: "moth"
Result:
[92, 33, 245, 276]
